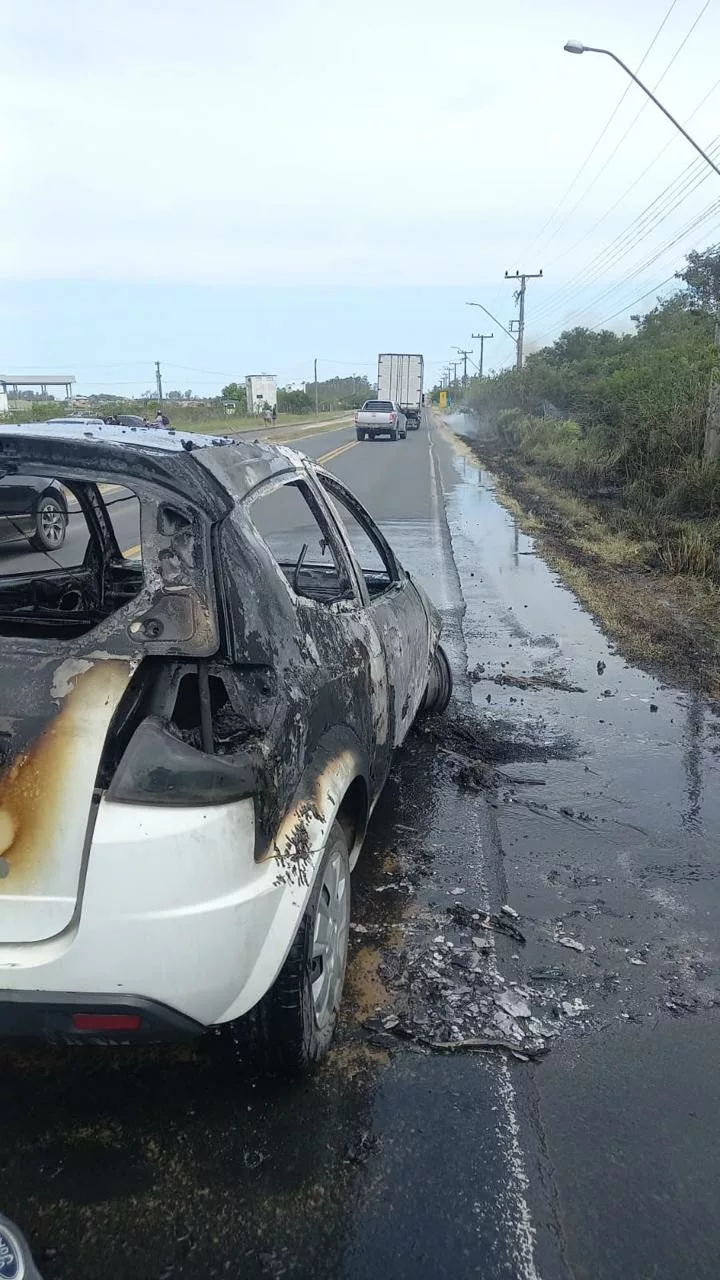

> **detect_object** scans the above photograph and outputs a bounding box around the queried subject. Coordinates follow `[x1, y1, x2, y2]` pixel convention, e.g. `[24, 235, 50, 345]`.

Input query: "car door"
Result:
[313, 470, 432, 754]
[234, 471, 392, 795]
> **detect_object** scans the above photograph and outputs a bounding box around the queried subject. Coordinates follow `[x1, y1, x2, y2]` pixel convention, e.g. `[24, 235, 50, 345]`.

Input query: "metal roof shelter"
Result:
[0, 374, 75, 398]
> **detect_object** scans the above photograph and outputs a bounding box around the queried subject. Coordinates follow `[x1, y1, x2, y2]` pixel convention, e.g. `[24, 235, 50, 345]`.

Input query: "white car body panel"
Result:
[0, 749, 365, 1026]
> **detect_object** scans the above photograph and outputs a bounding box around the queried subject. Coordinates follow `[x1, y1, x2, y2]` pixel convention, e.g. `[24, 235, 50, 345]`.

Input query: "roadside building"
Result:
[245, 374, 277, 414]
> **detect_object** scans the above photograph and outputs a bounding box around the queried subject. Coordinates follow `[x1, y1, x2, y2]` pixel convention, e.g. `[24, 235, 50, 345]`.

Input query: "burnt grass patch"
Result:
[459, 435, 720, 696]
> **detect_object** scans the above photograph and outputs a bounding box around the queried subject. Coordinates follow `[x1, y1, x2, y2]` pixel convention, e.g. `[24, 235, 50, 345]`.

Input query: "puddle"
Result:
[438, 425, 720, 1019]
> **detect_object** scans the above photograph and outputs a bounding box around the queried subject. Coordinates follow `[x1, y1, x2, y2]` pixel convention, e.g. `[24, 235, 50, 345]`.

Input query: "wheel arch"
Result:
[258, 725, 371, 873]
[36, 484, 68, 515]
[217, 728, 371, 1024]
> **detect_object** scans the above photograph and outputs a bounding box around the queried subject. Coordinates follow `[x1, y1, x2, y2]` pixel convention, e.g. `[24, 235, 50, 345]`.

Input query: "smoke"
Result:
[443, 409, 496, 441]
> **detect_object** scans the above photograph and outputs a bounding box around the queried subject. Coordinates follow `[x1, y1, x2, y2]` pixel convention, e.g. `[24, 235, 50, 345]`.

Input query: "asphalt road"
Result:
[0, 487, 141, 574]
[2, 415, 720, 1280]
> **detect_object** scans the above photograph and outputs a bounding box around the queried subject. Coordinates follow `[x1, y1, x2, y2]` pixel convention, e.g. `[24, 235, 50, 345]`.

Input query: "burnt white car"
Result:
[0, 422, 451, 1073]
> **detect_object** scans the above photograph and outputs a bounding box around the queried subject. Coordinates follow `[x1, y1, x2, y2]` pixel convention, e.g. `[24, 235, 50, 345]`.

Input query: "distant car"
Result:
[45, 416, 106, 427]
[0, 474, 68, 551]
[354, 399, 407, 441]
[115, 415, 147, 429]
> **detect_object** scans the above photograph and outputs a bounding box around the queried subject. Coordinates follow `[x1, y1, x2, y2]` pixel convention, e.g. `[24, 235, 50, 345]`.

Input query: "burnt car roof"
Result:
[0, 422, 306, 504]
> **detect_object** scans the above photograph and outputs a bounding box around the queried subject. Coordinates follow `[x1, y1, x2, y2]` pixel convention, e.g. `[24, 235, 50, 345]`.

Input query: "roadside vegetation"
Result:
[0, 398, 348, 435]
[2, 374, 371, 433]
[452, 243, 720, 688]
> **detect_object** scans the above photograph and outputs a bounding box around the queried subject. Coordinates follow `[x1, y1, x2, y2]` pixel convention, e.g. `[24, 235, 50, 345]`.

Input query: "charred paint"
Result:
[0, 660, 133, 916]
[264, 748, 362, 887]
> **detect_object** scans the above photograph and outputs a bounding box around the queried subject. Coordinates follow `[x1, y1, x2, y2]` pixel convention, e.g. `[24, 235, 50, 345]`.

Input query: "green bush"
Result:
[465, 243, 720, 535]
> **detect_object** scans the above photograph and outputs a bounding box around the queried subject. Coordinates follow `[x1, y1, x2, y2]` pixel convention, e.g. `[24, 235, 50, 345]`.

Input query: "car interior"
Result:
[0, 478, 144, 638]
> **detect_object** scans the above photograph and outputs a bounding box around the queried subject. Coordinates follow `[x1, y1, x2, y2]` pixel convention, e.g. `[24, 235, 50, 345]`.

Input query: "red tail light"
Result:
[72, 1013, 142, 1032]
[354, 411, 358, 423]
[389, 413, 396, 423]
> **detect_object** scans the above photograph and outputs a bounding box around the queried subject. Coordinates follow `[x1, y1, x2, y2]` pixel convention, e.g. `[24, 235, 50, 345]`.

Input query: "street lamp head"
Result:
[564, 39, 586, 54]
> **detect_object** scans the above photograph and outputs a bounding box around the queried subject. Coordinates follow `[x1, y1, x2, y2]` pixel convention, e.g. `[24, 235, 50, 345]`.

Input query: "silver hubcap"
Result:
[311, 847, 350, 1029]
[39, 504, 64, 545]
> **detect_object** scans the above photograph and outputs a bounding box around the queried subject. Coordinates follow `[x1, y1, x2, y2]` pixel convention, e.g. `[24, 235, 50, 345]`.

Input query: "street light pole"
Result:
[563, 41, 720, 178]
[564, 39, 720, 459]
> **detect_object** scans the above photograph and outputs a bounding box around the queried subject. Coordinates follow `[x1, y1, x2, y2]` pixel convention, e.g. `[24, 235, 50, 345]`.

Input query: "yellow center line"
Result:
[317, 440, 359, 465]
[123, 543, 141, 560]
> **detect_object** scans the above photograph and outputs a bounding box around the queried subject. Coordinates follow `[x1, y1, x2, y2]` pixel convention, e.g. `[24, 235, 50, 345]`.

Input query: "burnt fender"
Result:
[257, 725, 370, 873]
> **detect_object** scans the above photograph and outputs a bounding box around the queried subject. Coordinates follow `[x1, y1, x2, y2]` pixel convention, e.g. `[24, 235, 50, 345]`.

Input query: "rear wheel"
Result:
[241, 821, 351, 1075]
[356, 429, 364, 441]
[390, 429, 397, 441]
[30, 495, 67, 551]
[418, 643, 453, 716]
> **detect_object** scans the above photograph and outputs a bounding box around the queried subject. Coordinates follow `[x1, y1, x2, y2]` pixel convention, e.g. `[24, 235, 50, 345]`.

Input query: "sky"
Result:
[1, 0, 719, 394]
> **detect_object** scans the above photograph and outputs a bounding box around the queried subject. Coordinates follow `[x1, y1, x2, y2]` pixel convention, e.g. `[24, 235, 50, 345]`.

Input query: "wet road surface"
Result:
[2, 415, 720, 1279]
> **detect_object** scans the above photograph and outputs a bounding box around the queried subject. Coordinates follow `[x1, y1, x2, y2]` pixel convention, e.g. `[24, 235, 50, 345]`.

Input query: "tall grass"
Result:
[488, 411, 720, 581]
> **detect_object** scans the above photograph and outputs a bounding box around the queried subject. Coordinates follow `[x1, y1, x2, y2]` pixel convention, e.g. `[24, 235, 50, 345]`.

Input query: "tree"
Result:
[675, 244, 720, 313]
[278, 388, 312, 413]
[221, 382, 247, 413]
[539, 327, 624, 366]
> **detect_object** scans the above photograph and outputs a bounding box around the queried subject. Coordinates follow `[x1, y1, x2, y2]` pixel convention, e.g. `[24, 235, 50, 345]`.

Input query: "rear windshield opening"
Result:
[362, 401, 394, 412]
[0, 476, 144, 638]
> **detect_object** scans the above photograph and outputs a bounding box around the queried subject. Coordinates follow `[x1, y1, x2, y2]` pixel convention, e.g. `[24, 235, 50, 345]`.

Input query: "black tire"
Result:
[356, 429, 364, 441]
[30, 495, 67, 552]
[390, 430, 397, 441]
[240, 821, 351, 1075]
[418, 643, 453, 716]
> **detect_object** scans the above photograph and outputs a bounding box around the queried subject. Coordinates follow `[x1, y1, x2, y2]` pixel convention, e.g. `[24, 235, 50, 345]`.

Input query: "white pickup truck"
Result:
[354, 399, 407, 442]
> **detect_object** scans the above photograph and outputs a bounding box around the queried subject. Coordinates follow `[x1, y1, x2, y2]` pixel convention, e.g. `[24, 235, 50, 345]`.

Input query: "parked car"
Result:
[115, 414, 147, 429]
[0, 422, 451, 1073]
[0, 474, 68, 551]
[355, 399, 407, 441]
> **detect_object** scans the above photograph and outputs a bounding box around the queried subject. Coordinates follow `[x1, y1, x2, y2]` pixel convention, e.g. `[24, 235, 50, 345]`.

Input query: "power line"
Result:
[540, 206, 720, 338]
[535, 198, 720, 339]
[535, 176, 720, 331]
[537, 74, 720, 285]
[539, 0, 713, 256]
[591, 272, 678, 328]
[531, 138, 720, 327]
[522, 0, 681, 255]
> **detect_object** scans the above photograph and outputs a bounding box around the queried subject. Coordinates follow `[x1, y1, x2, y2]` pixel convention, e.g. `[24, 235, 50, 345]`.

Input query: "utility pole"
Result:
[504, 270, 543, 370]
[314, 358, 319, 416]
[471, 332, 493, 378]
[704, 312, 720, 462]
[155, 360, 163, 407]
[455, 348, 473, 386]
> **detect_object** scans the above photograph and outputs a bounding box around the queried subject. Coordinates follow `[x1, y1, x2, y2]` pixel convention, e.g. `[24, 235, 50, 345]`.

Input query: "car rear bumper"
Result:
[0, 990, 205, 1042]
[0, 796, 322, 1031]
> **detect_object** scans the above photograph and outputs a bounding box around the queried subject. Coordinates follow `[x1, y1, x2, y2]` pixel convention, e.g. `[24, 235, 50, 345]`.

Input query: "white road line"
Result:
[428, 417, 541, 1280]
